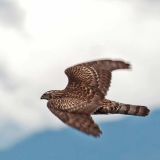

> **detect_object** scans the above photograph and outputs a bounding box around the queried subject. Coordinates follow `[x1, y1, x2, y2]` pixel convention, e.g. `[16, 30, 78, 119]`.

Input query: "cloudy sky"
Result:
[0, 0, 160, 149]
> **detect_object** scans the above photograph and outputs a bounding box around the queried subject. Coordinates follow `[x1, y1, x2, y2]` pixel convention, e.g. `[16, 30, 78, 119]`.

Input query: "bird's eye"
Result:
[49, 94, 52, 99]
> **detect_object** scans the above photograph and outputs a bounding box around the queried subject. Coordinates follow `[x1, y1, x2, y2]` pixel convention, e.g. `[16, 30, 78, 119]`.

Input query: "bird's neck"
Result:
[52, 90, 64, 98]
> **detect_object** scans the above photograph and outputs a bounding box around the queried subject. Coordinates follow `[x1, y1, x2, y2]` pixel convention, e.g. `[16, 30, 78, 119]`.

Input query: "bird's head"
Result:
[41, 90, 63, 100]
[41, 90, 53, 100]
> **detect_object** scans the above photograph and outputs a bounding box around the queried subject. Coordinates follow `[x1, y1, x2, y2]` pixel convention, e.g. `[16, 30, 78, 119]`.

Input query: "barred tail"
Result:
[115, 104, 150, 116]
[94, 100, 150, 117]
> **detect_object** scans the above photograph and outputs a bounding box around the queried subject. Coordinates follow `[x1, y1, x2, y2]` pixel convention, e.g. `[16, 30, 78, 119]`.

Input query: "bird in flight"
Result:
[41, 59, 150, 137]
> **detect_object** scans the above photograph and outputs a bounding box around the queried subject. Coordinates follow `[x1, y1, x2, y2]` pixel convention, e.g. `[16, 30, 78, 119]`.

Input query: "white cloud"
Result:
[0, 0, 160, 149]
[0, 0, 25, 29]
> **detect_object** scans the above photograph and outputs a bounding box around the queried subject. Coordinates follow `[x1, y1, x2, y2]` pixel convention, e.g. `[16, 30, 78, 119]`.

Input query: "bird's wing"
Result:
[48, 106, 102, 137]
[78, 59, 130, 71]
[65, 59, 130, 96]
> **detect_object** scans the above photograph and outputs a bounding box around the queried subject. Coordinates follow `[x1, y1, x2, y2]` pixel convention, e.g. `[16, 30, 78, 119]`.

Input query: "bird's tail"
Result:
[94, 99, 150, 116]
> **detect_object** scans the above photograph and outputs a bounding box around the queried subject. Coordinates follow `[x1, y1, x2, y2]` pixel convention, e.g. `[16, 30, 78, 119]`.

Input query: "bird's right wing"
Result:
[48, 106, 102, 137]
[65, 64, 99, 88]
[79, 59, 130, 71]
[65, 59, 130, 96]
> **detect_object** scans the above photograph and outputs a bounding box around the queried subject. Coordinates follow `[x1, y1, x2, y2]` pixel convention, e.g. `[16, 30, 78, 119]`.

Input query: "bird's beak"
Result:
[40, 94, 45, 99]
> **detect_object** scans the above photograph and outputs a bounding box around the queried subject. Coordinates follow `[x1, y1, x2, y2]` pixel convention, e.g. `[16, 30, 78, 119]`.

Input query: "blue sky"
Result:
[0, 0, 160, 158]
[0, 109, 160, 160]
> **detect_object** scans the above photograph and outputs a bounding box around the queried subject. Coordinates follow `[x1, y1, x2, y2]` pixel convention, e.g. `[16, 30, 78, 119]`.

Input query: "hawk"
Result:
[41, 59, 150, 137]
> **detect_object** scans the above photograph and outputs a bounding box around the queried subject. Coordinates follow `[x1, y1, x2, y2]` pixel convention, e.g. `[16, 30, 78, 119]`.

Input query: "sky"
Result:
[0, 110, 160, 160]
[0, 0, 160, 151]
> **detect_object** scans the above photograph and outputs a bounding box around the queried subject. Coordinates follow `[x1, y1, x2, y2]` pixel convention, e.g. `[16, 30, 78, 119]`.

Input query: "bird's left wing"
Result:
[48, 103, 102, 137]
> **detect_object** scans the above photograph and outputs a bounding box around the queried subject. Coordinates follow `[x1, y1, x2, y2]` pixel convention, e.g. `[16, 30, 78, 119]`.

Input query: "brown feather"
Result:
[41, 59, 150, 137]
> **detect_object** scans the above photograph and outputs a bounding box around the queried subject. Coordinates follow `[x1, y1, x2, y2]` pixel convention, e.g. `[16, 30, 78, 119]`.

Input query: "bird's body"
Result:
[41, 59, 150, 137]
